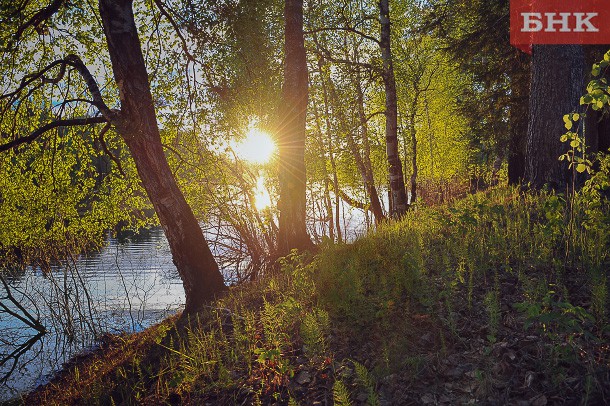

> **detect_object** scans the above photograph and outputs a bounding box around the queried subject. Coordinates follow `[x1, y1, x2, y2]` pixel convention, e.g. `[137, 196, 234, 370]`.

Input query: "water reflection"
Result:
[0, 228, 182, 401]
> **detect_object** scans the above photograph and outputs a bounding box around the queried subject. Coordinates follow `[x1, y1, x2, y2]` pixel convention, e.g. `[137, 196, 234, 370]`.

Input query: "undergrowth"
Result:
[22, 162, 610, 405]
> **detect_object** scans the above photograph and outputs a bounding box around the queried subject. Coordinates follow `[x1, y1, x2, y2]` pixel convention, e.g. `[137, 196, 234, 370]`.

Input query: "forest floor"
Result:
[14, 187, 610, 405]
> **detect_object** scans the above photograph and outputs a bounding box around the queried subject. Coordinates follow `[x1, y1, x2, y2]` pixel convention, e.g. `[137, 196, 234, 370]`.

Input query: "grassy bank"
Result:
[21, 186, 610, 405]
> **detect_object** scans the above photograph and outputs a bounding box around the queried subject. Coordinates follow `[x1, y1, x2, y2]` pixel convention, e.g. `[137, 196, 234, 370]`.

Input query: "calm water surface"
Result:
[0, 228, 182, 401]
[0, 197, 376, 401]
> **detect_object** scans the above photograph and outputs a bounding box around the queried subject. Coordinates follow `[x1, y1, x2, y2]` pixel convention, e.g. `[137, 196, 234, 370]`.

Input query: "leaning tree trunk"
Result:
[525, 45, 585, 189]
[379, 0, 408, 217]
[277, 0, 313, 255]
[354, 67, 385, 224]
[99, 0, 226, 313]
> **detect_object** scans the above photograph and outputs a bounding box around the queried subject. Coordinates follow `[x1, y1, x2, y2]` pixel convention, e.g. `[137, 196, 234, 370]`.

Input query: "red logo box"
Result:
[511, 0, 610, 53]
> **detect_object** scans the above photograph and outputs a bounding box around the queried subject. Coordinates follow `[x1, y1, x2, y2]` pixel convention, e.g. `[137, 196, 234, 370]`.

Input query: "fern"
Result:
[333, 379, 352, 406]
[301, 309, 329, 358]
[352, 360, 379, 406]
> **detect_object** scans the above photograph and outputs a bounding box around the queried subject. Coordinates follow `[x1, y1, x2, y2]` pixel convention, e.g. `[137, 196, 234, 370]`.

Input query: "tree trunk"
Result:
[354, 67, 386, 223]
[409, 108, 418, 205]
[525, 45, 585, 189]
[508, 56, 530, 185]
[313, 51, 343, 242]
[311, 97, 336, 242]
[277, 0, 313, 255]
[379, 0, 408, 217]
[98, 0, 226, 313]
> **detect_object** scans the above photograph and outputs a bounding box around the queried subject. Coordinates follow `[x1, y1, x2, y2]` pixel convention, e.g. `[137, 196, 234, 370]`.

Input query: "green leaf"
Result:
[570, 140, 580, 148]
[593, 64, 601, 77]
[572, 113, 580, 121]
[565, 121, 573, 130]
[576, 164, 587, 173]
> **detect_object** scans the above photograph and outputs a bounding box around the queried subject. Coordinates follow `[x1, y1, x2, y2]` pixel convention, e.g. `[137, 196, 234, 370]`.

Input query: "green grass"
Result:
[25, 182, 610, 405]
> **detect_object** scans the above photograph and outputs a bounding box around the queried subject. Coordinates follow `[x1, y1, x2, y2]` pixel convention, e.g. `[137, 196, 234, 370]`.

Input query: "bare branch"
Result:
[1, 54, 117, 125]
[151, 0, 221, 94]
[51, 98, 98, 112]
[7, 0, 67, 50]
[97, 122, 125, 176]
[0, 59, 67, 102]
[0, 274, 45, 332]
[64, 54, 116, 121]
[310, 36, 377, 72]
[305, 26, 380, 45]
[0, 116, 108, 152]
[152, 0, 196, 63]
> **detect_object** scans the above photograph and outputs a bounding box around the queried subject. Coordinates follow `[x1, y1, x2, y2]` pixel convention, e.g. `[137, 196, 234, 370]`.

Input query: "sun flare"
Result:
[234, 128, 276, 164]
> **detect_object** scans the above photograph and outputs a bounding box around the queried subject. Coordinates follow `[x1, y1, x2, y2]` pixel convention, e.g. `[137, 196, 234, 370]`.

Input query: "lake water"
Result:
[0, 228, 182, 402]
[0, 195, 375, 402]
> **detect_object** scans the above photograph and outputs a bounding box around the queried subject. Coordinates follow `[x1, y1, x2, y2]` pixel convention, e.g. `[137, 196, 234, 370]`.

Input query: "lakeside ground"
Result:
[16, 187, 610, 405]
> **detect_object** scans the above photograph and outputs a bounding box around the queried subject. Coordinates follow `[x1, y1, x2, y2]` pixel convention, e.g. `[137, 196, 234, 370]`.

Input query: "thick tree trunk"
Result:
[98, 0, 226, 313]
[508, 57, 530, 185]
[525, 45, 585, 189]
[508, 109, 527, 185]
[379, 0, 408, 217]
[277, 0, 313, 255]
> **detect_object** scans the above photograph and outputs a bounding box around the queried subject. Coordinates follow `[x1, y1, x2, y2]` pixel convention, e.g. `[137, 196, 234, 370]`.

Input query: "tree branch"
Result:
[0, 59, 67, 102]
[150, 0, 220, 93]
[0, 274, 45, 332]
[64, 54, 117, 121]
[152, 0, 196, 63]
[311, 36, 377, 72]
[0, 116, 108, 152]
[327, 179, 372, 212]
[97, 122, 125, 176]
[1, 55, 117, 124]
[7, 0, 67, 50]
[305, 26, 380, 45]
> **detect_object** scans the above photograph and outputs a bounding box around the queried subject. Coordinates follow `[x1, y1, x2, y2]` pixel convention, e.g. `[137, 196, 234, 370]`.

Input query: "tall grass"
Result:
[27, 161, 610, 404]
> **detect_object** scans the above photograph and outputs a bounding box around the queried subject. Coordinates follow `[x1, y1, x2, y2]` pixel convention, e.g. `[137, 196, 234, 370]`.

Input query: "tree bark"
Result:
[525, 45, 586, 189]
[277, 0, 313, 255]
[508, 56, 530, 185]
[98, 0, 226, 313]
[409, 106, 418, 205]
[311, 96, 338, 242]
[379, 0, 408, 217]
[353, 67, 385, 223]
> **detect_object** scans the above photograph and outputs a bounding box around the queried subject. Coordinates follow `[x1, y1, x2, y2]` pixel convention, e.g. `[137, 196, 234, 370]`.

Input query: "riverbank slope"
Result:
[19, 187, 610, 405]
